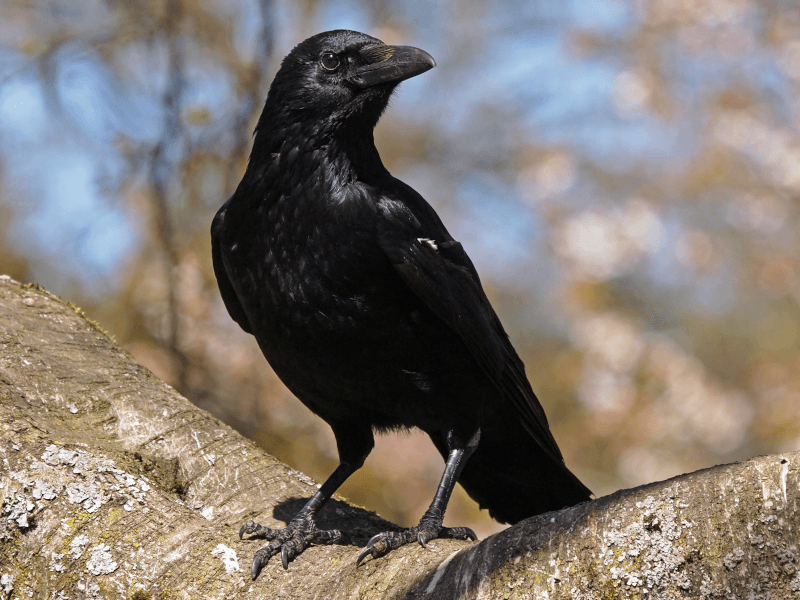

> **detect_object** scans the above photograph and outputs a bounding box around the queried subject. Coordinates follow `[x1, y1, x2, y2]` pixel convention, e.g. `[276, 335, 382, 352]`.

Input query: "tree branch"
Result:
[0, 275, 797, 599]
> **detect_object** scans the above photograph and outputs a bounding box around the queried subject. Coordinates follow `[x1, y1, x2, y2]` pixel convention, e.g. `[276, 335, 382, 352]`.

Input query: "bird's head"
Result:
[255, 30, 436, 143]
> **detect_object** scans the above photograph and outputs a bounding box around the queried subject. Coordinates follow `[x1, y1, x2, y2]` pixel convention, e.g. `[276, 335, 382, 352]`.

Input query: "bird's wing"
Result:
[378, 226, 565, 463]
[211, 196, 253, 335]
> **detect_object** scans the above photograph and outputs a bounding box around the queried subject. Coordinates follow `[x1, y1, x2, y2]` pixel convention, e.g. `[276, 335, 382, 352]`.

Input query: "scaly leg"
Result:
[357, 426, 480, 565]
[241, 425, 373, 578]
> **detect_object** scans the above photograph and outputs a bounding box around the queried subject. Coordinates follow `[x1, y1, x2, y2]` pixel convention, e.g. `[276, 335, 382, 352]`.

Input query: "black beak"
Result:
[348, 45, 436, 89]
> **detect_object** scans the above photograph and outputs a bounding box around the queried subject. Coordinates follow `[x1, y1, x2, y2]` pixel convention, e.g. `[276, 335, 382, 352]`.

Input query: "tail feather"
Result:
[456, 436, 591, 525]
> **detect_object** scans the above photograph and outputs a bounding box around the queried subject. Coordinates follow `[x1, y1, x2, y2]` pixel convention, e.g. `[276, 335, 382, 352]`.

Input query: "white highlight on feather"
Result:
[417, 237, 438, 250]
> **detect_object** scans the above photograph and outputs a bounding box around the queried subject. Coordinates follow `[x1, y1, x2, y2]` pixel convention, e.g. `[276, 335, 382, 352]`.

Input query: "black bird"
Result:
[212, 30, 591, 579]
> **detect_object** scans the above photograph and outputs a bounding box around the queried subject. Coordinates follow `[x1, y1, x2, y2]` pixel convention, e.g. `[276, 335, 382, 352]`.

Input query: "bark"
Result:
[0, 273, 797, 600]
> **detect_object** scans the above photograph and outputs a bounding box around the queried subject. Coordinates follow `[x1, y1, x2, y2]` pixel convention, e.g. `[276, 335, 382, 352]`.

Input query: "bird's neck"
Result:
[324, 132, 390, 185]
[245, 108, 390, 192]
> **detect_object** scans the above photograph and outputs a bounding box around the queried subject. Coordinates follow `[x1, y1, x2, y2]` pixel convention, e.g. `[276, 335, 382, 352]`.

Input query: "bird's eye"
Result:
[320, 52, 340, 71]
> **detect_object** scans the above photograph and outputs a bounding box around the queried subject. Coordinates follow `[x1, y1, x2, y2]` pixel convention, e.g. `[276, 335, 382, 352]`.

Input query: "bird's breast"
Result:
[225, 185, 407, 346]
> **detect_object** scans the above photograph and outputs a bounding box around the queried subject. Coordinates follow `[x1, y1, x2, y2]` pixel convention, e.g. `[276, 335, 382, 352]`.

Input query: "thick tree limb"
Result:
[0, 274, 798, 599]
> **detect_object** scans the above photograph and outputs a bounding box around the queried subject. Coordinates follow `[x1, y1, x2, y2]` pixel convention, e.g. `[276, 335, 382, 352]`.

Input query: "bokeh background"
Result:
[2, 0, 800, 538]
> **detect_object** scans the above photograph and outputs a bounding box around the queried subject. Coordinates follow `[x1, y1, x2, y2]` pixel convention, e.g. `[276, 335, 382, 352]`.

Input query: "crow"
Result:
[212, 29, 591, 579]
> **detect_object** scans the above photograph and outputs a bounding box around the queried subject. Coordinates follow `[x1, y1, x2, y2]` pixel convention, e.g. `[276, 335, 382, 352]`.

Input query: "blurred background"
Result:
[2, 0, 800, 538]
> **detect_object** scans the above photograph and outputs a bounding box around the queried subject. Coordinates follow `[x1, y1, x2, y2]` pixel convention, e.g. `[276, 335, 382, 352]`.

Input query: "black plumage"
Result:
[212, 29, 591, 578]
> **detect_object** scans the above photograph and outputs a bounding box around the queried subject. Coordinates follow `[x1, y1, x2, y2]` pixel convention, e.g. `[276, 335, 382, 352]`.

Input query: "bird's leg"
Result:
[240, 461, 352, 578]
[357, 426, 480, 565]
[241, 427, 373, 578]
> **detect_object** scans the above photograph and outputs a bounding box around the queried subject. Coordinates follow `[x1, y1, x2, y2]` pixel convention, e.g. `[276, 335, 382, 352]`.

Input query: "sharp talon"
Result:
[356, 546, 373, 566]
[418, 534, 427, 549]
[251, 556, 262, 581]
[281, 545, 290, 570]
[240, 520, 262, 539]
[357, 533, 389, 565]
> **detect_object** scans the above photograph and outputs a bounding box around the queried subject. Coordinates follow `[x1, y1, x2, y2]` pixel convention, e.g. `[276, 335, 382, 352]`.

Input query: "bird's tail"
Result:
[456, 435, 592, 525]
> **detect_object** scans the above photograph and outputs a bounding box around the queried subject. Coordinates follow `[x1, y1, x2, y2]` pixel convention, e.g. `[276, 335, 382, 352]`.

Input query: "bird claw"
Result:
[356, 523, 477, 565]
[440, 525, 478, 542]
[356, 533, 391, 565]
[242, 516, 345, 578]
[239, 520, 275, 540]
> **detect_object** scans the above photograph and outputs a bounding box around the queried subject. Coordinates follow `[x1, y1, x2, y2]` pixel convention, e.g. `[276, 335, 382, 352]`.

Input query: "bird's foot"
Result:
[240, 514, 346, 578]
[356, 513, 476, 565]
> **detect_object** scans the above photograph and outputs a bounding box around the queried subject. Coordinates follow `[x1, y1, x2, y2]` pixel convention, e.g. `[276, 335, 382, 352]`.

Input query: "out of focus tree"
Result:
[1, 0, 799, 538]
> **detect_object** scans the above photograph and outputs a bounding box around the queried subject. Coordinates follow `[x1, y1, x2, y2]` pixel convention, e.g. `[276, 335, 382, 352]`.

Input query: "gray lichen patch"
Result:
[41, 444, 116, 475]
[597, 494, 693, 591]
[65, 480, 107, 513]
[69, 534, 90, 559]
[1, 442, 160, 539]
[1, 573, 14, 597]
[86, 543, 119, 575]
[31, 474, 62, 501]
[2, 493, 34, 529]
[723, 547, 745, 570]
[39, 443, 155, 513]
[49, 551, 67, 573]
